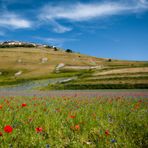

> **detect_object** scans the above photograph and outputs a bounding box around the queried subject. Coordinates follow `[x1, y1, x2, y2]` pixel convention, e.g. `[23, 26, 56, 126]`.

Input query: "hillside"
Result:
[0, 42, 148, 89]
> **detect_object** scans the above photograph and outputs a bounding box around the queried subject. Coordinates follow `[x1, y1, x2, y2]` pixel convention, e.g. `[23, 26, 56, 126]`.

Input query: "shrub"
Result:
[108, 59, 112, 62]
[66, 49, 73, 53]
[53, 47, 58, 51]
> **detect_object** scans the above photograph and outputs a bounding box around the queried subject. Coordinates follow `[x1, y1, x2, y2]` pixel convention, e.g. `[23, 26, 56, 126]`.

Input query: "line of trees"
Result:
[0, 44, 35, 48]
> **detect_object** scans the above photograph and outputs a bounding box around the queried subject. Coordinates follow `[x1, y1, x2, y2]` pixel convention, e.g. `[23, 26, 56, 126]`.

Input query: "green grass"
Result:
[0, 96, 147, 147]
[0, 69, 94, 87]
[44, 83, 148, 90]
[76, 75, 148, 81]
[0, 72, 78, 86]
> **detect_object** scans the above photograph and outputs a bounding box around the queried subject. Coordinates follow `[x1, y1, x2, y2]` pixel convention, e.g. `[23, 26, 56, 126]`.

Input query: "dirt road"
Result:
[0, 90, 148, 98]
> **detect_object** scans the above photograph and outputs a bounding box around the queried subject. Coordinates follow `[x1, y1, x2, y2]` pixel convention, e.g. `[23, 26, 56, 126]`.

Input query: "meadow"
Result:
[0, 95, 147, 147]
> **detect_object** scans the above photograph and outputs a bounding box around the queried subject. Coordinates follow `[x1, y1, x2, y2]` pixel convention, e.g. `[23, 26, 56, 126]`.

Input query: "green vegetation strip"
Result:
[45, 83, 148, 90]
[80, 76, 148, 82]
[0, 71, 90, 86]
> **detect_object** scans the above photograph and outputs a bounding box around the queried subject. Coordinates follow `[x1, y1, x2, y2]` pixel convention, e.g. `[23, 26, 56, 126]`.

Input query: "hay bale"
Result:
[14, 71, 22, 77]
[18, 59, 22, 63]
[41, 57, 48, 63]
[56, 63, 65, 69]
[55, 63, 65, 72]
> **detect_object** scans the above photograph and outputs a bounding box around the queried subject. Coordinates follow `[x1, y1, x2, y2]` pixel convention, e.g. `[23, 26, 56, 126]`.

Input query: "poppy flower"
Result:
[138, 100, 142, 103]
[70, 115, 76, 119]
[75, 125, 80, 130]
[4, 125, 13, 133]
[0, 105, 2, 109]
[105, 130, 110, 136]
[0, 132, 3, 136]
[22, 103, 27, 107]
[36, 127, 43, 133]
[134, 103, 140, 110]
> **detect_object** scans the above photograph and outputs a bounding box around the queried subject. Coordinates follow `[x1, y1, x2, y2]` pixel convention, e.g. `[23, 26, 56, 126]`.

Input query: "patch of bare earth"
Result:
[94, 67, 148, 76]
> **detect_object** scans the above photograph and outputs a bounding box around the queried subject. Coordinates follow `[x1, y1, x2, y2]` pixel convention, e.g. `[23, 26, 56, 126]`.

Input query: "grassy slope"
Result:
[0, 47, 148, 89]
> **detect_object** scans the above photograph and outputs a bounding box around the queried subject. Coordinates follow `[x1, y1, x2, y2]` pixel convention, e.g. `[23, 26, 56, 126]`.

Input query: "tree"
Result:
[108, 58, 112, 62]
[66, 49, 73, 53]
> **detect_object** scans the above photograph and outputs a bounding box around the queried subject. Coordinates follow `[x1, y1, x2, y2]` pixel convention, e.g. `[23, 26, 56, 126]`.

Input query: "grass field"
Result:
[0, 47, 148, 89]
[0, 95, 147, 147]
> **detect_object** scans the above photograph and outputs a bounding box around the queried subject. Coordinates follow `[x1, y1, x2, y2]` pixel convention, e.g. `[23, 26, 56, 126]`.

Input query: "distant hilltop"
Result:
[0, 40, 56, 48]
[0, 40, 73, 53]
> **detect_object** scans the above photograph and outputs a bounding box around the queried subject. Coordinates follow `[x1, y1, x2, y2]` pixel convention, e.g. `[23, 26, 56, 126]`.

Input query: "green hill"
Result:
[0, 44, 148, 89]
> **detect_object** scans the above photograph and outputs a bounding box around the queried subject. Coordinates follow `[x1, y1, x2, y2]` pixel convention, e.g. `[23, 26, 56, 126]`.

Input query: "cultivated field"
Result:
[0, 47, 148, 89]
[0, 94, 147, 147]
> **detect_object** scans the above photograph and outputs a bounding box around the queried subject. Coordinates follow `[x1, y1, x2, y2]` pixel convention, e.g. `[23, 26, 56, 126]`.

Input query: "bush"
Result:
[53, 47, 58, 51]
[108, 58, 112, 62]
[66, 49, 73, 53]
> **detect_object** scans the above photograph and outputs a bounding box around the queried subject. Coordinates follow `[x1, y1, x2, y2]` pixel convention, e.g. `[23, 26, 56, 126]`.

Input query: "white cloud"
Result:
[139, 0, 148, 4]
[38, 1, 148, 33]
[39, 1, 148, 22]
[48, 20, 72, 33]
[35, 36, 78, 47]
[0, 12, 32, 29]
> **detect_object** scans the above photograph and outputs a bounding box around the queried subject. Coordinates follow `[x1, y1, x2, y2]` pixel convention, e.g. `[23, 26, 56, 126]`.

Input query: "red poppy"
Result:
[4, 125, 13, 133]
[105, 130, 110, 136]
[0, 105, 2, 109]
[0, 132, 3, 136]
[75, 125, 80, 130]
[70, 115, 76, 119]
[36, 127, 43, 133]
[138, 100, 142, 103]
[22, 103, 27, 107]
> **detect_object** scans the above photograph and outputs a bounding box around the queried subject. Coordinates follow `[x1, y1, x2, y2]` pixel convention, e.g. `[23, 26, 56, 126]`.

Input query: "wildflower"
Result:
[0, 132, 3, 136]
[4, 125, 13, 133]
[75, 125, 80, 130]
[85, 141, 91, 145]
[134, 103, 140, 110]
[22, 103, 27, 107]
[111, 139, 116, 143]
[138, 100, 142, 103]
[0, 105, 2, 109]
[105, 130, 110, 136]
[36, 127, 43, 133]
[70, 115, 76, 119]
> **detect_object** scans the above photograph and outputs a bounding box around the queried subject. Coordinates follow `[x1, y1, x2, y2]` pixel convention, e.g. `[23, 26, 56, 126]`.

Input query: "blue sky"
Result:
[0, 0, 148, 61]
